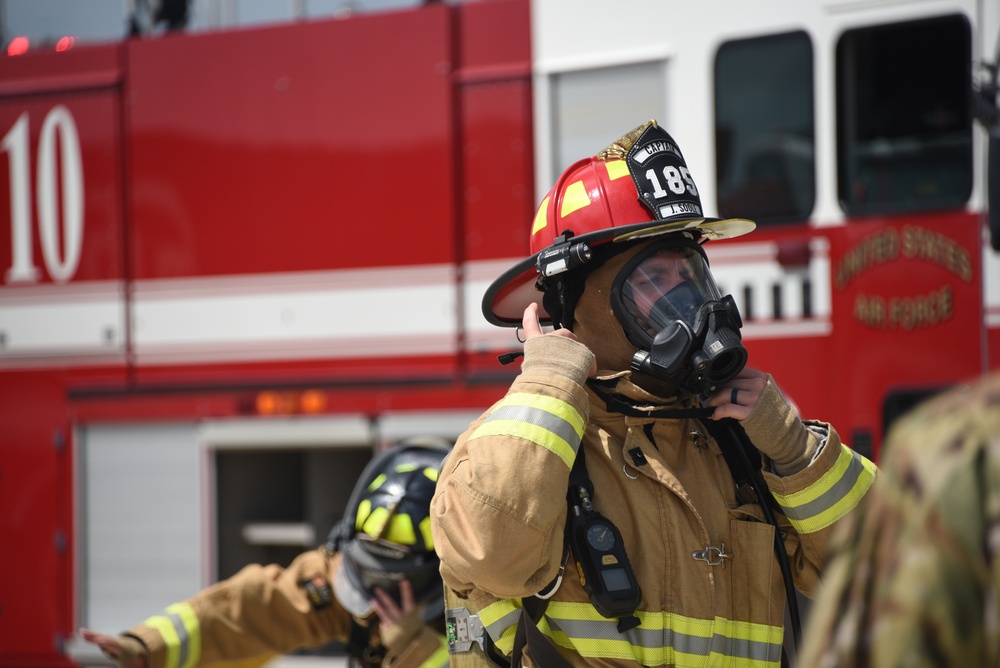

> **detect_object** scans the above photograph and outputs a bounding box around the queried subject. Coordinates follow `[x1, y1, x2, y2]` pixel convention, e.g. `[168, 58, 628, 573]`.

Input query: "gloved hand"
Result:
[370, 580, 424, 652]
[709, 367, 817, 476]
[740, 375, 818, 475]
[79, 628, 148, 668]
[370, 580, 448, 667]
[521, 302, 598, 379]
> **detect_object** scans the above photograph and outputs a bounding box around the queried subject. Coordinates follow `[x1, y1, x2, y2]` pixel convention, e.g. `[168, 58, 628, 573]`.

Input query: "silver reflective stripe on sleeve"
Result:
[141, 602, 201, 668]
[469, 392, 585, 469]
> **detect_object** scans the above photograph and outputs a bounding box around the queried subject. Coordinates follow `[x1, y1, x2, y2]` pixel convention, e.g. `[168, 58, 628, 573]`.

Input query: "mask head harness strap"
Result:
[536, 233, 637, 331]
[537, 231, 585, 330]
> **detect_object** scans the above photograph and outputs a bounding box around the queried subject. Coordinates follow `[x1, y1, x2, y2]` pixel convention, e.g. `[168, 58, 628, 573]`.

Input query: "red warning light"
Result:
[7, 36, 29, 56]
[55, 36, 76, 52]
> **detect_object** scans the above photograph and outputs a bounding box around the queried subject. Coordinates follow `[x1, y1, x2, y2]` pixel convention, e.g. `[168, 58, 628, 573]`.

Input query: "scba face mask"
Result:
[611, 237, 747, 397]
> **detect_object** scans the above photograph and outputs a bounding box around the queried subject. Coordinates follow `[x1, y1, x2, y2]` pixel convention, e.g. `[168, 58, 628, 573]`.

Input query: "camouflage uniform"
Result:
[799, 371, 1000, 667]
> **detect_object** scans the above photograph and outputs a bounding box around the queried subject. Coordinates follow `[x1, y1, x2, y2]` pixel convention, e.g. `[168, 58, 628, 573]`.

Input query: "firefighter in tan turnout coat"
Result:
[81, 440, 452, 668]
[431, 121, 877, 667]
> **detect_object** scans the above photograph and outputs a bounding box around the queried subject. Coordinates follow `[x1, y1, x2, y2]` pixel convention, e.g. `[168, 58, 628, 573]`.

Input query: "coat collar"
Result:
[587, 372, 710, 420]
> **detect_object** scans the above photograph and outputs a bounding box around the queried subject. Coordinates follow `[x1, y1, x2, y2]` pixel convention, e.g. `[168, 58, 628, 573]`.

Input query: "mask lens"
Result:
[621, 246, 720, 338]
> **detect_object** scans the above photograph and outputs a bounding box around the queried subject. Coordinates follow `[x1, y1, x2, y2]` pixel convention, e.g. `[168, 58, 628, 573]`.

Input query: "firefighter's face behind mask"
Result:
[610, 237, 747, 397]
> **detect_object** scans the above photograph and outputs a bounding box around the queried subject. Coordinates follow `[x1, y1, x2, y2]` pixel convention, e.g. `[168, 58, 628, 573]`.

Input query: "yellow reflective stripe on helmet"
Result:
[470, 393, 586, 469]
[367, 473, 387, 491]
[560, 180, 592, 218]
[479, 599, 522, 656]
[142, 602, 200, 668]
[361, 506, 418, 545]
[356, 499, 373, 531]
[772, 444, 877, 534]
[419, 515, 434, 551]
[531, 196, 550, 236]
[419, 634, 451, 667]
[481, 598, 783, 667]
[386, 513, 417, 545]
[604, 159, 630, 181]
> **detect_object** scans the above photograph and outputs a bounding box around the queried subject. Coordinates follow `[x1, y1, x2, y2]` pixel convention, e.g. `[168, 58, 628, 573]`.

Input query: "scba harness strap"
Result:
[446, 445, 638, 668]
[345, 619, 386, 668]
[447, 394, 800, 666]
[510, 595, 570, 668]
[700, 417, 802, 653]
[509, 444, 641, 667]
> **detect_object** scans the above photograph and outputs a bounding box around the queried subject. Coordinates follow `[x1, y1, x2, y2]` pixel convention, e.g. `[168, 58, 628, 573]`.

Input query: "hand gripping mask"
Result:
[611, 235, 747, 397]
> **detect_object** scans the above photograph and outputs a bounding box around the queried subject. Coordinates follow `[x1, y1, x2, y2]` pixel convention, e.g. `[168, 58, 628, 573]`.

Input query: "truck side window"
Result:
[715, 31, 815, 225]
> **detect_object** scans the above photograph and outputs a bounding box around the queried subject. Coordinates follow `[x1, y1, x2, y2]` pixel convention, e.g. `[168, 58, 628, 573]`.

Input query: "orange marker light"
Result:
[256, 391, 280, 415]
[300, 390, 327, 414]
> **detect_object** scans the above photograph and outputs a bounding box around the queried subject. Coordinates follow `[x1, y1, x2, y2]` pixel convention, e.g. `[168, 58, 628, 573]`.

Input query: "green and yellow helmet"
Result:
[328, 437, 451, 619]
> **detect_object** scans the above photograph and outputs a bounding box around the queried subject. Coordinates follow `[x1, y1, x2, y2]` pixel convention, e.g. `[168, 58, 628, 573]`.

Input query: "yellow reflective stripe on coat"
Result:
[479, 599, 522, 655]
[142, 602, 200, 668]
[420, 634, 451, 667]
[541, 602, 784, 667]
[480, 599, 783, 667]
[772, 444, 877, 534]
[469, 393, 586, 469]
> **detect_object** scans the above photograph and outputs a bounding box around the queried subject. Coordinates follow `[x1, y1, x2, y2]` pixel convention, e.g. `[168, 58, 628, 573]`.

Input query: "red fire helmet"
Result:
[482, 120, 756, 327]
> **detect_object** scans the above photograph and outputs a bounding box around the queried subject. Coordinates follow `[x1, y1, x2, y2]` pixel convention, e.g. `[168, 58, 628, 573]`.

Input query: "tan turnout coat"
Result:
[432, 335, 876, 667]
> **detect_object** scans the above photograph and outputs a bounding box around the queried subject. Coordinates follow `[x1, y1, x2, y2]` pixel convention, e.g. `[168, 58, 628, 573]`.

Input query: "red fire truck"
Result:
[0, 0, 997, 665]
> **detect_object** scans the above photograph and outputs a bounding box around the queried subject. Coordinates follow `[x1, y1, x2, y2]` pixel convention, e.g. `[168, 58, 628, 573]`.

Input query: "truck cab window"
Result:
[836, 14, 972, 216]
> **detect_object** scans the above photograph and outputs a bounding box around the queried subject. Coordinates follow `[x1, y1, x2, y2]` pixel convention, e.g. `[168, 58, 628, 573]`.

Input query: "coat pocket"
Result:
[729, 518, 784, 627]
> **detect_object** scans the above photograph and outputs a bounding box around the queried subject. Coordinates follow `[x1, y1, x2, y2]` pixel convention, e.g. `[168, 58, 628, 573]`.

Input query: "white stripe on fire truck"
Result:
[0, 256, 837, 367]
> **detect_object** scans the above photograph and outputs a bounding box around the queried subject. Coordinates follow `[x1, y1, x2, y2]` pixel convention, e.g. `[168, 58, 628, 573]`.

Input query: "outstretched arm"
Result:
[79, 628, 147, 668]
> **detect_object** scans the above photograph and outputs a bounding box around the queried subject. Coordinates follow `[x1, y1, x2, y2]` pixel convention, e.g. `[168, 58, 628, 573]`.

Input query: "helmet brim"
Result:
[482, 217, 756, 327]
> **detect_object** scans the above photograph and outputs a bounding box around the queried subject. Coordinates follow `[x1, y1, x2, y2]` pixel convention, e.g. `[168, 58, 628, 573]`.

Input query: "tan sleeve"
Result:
[127, 549, 355, 668]
[431, 335, 592, 600]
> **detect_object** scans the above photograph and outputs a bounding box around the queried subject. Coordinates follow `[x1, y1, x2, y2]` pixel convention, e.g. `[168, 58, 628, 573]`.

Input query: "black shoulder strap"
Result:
[566, 446, 641, 633]
[511, 595, 573, 668]
[345, 619, 384, 668]
[568, 434, 593, 496]
[510, 440, 648, 666]
[700, 417, 763, 505]
[700, 417, 802, 653]
[508, 450, 589, 668]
